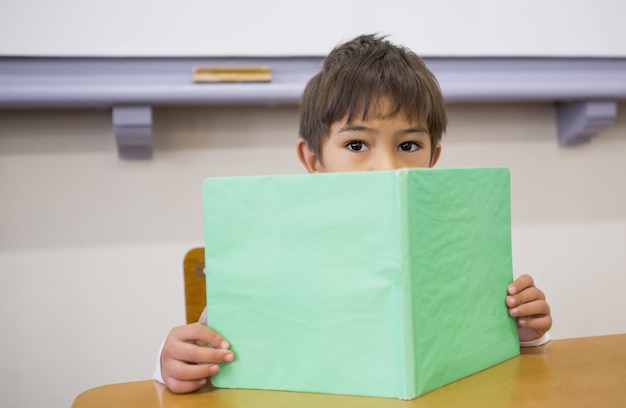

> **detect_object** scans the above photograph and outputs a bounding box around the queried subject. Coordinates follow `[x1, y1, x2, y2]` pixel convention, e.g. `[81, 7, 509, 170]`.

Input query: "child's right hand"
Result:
[160, 323, 234, 393]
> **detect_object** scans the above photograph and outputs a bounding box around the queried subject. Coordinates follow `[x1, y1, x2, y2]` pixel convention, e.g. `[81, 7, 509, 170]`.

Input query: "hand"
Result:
[160, 323, 234, 393]
[506, 274, 552, 343]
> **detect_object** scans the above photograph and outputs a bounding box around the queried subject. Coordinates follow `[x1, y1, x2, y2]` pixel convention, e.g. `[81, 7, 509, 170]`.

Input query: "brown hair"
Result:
[299, 34, 447, 160]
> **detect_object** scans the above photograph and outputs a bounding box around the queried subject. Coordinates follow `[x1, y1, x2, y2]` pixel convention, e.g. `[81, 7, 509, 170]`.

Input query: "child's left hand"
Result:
[506, 274, 552, 342]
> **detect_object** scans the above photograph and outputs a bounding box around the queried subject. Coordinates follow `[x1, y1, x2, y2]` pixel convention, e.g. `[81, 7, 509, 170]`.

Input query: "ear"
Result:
[429, 143, 442, 167]
[296, 138, 323, 173]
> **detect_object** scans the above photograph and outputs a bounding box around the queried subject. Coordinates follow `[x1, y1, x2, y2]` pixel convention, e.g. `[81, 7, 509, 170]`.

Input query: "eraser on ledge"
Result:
[193, 66, 272, 83]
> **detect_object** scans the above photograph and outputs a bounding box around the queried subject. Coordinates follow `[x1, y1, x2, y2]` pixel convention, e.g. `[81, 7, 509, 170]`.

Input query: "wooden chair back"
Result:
[183, 247, 206, 324]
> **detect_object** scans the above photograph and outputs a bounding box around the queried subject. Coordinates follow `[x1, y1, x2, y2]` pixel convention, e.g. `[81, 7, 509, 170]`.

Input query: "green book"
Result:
[203, 168, 519, 400]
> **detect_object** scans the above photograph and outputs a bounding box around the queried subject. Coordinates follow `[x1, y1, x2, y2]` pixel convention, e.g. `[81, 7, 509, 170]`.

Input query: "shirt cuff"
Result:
[519, 332, 551, 347]
[152, 340, 166, 384]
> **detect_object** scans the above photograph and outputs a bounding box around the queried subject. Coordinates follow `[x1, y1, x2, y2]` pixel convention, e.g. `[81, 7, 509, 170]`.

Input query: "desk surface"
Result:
[73, 334, 626, 408]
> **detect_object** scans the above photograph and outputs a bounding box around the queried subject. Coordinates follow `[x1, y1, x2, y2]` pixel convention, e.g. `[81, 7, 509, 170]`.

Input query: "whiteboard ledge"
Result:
[1, 57, 625, 157]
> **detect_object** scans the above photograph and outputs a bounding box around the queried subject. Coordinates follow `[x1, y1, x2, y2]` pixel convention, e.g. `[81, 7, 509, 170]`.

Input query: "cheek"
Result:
[321, 149, 366, 173]
[402, 152, 433, 169]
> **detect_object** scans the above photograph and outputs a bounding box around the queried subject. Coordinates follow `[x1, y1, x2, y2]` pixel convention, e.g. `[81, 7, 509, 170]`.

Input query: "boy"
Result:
[155, 34, 552, 394]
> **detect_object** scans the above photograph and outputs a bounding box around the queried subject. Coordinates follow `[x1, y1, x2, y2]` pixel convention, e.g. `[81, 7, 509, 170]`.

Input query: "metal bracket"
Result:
[112, 105, 153, 158]
[556, 101, 617, 146]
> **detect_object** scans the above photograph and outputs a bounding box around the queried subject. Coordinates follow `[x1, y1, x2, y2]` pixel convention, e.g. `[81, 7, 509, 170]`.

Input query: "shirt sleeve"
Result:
[198, 307, 208, 325]
[519, 332, 551, 347]
[152, 340, 166, 384]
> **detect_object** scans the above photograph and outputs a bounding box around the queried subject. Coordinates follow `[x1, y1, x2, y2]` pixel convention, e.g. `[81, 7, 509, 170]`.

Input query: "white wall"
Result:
[1, 103, 625, 408]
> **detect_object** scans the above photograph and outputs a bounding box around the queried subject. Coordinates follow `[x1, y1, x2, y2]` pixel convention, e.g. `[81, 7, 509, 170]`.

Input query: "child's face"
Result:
[298, 103, 441, 173]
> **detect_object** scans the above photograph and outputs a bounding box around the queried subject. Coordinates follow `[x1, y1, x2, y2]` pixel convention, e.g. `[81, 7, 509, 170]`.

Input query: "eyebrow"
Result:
[339, 124, 429, 135]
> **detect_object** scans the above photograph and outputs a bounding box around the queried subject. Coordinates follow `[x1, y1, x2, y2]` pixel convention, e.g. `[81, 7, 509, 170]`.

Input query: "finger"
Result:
[171, 323, 230, 349]
[506, 286, 545, 308]
[163, 358, 220, 382]
[507, 274, 534, 295]
[518, 326, 549, 343]
[164, 376, 209, 394]
[167, 341, 234, 365]
[509, 299, 551, 318]
[518, 314, 553, 332]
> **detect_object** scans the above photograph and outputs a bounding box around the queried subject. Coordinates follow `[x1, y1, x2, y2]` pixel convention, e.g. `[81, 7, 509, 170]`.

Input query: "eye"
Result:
[398, 141, 420, 152]
[346, 141, 369, 152]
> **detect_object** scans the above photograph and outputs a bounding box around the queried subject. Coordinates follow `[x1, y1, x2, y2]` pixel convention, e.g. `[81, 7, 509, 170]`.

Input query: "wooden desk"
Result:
[73, 334, 626, 408]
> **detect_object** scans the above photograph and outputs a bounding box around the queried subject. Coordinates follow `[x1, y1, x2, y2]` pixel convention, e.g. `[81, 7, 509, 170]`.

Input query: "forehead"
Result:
[344, 97, 423, 126]
[329, 112, 429, 137]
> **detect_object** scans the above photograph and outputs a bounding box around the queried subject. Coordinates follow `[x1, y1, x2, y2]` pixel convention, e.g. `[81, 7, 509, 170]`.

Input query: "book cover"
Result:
[203, 168, 520, 399]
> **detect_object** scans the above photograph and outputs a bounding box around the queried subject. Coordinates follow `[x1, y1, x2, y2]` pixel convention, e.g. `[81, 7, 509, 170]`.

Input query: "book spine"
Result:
[397, 169, 416, 399]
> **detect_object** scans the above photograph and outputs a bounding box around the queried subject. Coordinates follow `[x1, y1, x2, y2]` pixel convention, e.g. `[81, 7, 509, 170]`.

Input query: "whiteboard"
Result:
[1, 0, 625, 57]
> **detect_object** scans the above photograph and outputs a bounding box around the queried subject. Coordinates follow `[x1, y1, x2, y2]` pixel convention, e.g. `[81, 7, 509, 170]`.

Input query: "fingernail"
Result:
[518, 319, 527, 326]
[510, 308, 519, 316]
[220, 341, 230, 349]
[210, 365, 220, 374]
[225, 353, 234, 362]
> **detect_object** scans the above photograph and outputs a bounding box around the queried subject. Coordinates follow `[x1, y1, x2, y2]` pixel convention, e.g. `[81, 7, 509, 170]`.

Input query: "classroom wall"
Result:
[1, 103, 625, 408]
